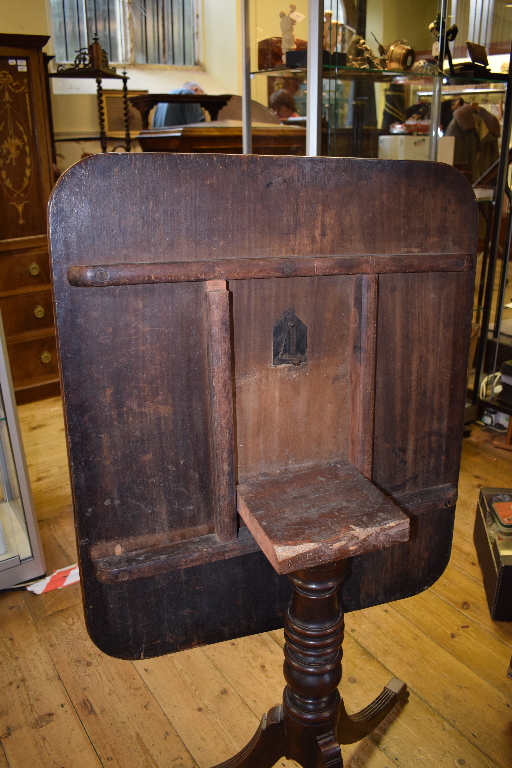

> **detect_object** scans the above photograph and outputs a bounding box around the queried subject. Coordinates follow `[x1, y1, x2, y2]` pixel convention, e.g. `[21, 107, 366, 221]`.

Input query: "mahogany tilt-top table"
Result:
[49, 153, 477, 767]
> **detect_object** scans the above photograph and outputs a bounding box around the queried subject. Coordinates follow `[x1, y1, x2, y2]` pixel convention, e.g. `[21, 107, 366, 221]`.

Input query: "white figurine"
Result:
[280, 5, 297, 62]
[323, 10, 342, 54]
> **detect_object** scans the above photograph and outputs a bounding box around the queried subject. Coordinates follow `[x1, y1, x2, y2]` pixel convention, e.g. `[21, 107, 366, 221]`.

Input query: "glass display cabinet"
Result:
[242, 0, 512, 428]
[242, 0, 511, 161]
[0, 312, 45, 589]
[247, 0, 440, 158]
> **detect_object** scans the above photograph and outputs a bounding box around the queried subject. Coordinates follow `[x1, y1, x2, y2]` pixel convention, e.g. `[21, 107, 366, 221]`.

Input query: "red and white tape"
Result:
[27, 564, 80, 594]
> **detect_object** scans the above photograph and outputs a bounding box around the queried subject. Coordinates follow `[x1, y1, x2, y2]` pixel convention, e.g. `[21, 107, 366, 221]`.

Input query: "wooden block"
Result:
[237, 460, 409, 574]
[349, 274, 378, 479]
[205, 279, 237, 543]
[67, 252, 474, 288]
[92, 528, 259, 584]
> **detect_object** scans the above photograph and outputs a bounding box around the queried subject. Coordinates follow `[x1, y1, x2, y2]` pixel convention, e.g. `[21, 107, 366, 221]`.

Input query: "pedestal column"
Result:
[283, 560, 347, 767]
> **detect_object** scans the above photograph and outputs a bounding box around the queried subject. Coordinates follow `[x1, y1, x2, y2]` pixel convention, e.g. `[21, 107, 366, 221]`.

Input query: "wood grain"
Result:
[231, 275, 355, 481]
[17, 395, 72, 521]
[3, 397, 510, 768]
[49, 153, 477, 658]
[237, 462, 409, 574]
[203, 633, 289, 719]
[391, 588, 512, 695]
[93, 528, 260, 584]
[67, 252, 473, 287]
[206, 281, 237, 542]
[372, 271, 475, 495]
[38, 604, 196, 768]
[43, 510, 77, 562]
[429, 561, 512, 645]
[448, 534, 484, 582]
[347, 602, 512, 767]
[0, 594, 101, 768]
[390, 483, 457, 515]
[349, 274, 378, 478]
[22, 517, 81, 624]
[132, 650, 292, 768]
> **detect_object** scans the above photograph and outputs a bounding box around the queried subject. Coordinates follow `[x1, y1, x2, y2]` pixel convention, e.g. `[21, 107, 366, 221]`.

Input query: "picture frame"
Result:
[101, 89, 148, 137]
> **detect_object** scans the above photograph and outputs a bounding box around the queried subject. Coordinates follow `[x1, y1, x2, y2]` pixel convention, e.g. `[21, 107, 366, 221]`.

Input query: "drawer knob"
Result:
[41, 351, 51, 364]
[29, 262, 40, 276]
[34, 305, 45, 319]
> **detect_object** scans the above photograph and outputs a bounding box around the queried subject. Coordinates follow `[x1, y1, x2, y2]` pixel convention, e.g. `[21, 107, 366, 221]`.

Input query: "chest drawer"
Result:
[0, 245, 51, 294]
[6, 334, 59, 390]
[0, 290, 55, 338]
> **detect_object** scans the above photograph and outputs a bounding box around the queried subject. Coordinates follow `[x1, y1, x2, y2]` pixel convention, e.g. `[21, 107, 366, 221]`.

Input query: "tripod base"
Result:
[211, 561, 408, 768]
[213, 679, 407, 768]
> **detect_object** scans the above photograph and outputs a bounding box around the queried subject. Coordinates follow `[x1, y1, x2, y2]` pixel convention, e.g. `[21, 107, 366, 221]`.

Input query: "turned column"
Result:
[283, 560, 348, 767]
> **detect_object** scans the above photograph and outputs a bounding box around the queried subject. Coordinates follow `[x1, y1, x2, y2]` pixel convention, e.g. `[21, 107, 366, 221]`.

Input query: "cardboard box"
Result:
[473, 488, 512, 621]
[378, 135, 455, 164]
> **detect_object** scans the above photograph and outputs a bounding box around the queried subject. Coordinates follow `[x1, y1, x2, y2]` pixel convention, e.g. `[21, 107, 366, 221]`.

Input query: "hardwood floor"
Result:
[1, 395, 511, 768]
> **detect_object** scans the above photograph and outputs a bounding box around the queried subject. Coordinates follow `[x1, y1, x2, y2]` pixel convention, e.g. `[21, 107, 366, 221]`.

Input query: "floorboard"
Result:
[38, 604, 195, 768]
[0, 396, 510, 768]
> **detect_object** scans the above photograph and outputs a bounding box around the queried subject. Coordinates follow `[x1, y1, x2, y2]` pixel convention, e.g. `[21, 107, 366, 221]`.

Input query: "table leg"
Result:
[210, 559, 406, 768]
[211, 705, 286, 768]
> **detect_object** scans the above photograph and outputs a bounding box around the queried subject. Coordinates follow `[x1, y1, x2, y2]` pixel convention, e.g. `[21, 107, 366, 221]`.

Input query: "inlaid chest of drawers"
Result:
[0, 34, 60, 403]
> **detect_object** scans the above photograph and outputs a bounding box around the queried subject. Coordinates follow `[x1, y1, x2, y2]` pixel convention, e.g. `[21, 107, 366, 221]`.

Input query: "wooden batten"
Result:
[68, 253, 473, 287]
[205, 280, 238, 543]
[93, 527, 259, 584]
[349, 274, 378, 479]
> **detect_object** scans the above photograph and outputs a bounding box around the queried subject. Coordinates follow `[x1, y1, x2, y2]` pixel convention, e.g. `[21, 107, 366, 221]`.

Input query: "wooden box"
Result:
[474, 488, 512, 621]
